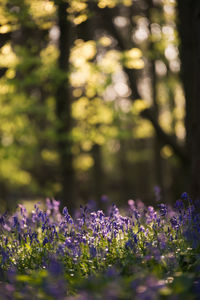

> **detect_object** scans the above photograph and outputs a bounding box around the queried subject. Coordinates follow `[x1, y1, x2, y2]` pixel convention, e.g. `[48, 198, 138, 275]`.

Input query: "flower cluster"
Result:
[0, 193, 200, 299]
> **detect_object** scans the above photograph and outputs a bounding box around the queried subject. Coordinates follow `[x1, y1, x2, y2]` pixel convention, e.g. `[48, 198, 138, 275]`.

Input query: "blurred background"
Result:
[0, 0, 199, 211]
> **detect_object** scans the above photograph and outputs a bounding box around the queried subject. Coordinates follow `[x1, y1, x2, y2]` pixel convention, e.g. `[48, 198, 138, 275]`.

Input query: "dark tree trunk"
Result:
[56, 1, 75, 212]
[150, 60, 164, 191]
[91, 144, 104, 204]
[177, 0, 200, 199]
[146, 0, 164, 192]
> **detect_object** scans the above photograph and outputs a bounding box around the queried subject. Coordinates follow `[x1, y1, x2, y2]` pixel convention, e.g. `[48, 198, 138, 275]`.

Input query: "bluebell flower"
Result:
[0, 215, 5, 225]
[158, 203, 167, 217]
[175, 199, 184, 210]
[170, 216, 179, 229]
[181, 192, 188, 200]
[62, 207, 68, 216]
[125, 240, 134, 250]
[43, 236, 49, 246]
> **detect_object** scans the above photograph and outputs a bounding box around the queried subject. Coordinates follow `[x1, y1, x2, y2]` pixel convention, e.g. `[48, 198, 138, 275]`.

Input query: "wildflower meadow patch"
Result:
[0, 193, 200, 299]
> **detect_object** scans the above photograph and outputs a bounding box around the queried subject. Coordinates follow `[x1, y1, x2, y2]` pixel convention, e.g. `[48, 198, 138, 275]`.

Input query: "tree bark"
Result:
[56, 1, 75, 212]
[146, 0, 164, 192]
[91, 144, 104, 204]
[177, 0, 200, 199]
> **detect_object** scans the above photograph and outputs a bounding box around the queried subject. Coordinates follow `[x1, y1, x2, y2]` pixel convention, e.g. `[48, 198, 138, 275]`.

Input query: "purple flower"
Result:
[18, 204, 27, 217]
[181, 192, 188, 200]
[170, 216, 179, 229]
[62, 207, 73, 224]
[0, 215, 5, 225]
[62, 207, 68, 216]
[158, 203, 167, 217]
[175, 199, 184, 211]
[43, 236, 49, 246]
[125, 240, 134, 250]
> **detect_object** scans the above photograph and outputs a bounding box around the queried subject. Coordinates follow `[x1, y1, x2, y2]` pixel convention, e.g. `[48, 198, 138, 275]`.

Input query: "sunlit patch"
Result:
[73, 154, 94, 171]
[5, 69, 15, 79]
[123, 48, 144, 69]
[163, 4, 175, 16]
[133, 18, 149, 43]
[118, 98, 132, 112]
[98, 36, 112, 47]
[40, 45, 59, 68]
[174, 107, 185, 120]
[29, 0, 56, 29]
[114, 82, 130, 97]
[123, 0, 132, 6]
[73, 14, 87, 25]
[124, 48, 142, 60]
[132, 99, 149, 114]
[175, 122, 186, 140]
[133, 119, 154, 139]
[81, 140, 93, 151]
[151, 23, 162, 41]
[99, 50, 121, 73]
[124, 59, 144, 69]
[169, 59, 180, 73]
[0, 43, 18, 67]
[114, 16, 129, 28]
[72, 97, 89, 120]
[98, 0, 116, 9]
[49, 26, 60, 43]
[0, 82, 14, 95]
[70, 64, 93, 86]
[161, 145, 174, 159]
[0, 160, 32, 185]
[67, 1, 87, 13]
[104, 86, 117, 101]
[155, 60, 167, 76]
[41, 149, 59, 163]
[134, 28, 149, 42]
[71, 40, 97, 65]
[159, 110, 173, 133]
[165, 45, 178, 61]
[73, 88, 83, 98]
[0, 24, 11, 33]
[1, 135, 13, 146]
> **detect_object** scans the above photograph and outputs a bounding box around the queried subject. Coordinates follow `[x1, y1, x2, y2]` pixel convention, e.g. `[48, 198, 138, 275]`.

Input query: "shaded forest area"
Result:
[0, 0, 199, 212]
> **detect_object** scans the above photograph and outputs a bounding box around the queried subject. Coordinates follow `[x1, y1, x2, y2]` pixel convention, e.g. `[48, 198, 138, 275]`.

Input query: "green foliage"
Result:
[0, 0, 186, 206]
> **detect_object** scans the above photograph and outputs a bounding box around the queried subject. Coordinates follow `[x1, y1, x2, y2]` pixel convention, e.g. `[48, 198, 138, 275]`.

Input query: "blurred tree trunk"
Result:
[150, 60, 164, 191]
[146, 0, 164, 193]
[0, 33, 11, 209]
[177, 0, 200, 199]
[91, 144, 104, 203]
[118, 139, 133, 200]
[56, 1, 75, 212]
